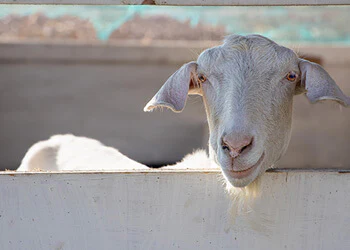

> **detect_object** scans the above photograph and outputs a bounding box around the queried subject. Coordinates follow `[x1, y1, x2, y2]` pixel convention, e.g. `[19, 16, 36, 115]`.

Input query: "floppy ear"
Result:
[144, 61, 199, 113]
[297, 59, 350, 106]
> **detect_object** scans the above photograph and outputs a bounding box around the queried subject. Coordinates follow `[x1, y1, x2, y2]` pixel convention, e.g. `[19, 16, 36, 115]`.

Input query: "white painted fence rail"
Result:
[1, 170, 349, 250]
[0, 0, 349, 5]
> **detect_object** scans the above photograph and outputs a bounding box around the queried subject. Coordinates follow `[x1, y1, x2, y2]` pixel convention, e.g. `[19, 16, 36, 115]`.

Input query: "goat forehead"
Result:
[198, 36, 297, 75]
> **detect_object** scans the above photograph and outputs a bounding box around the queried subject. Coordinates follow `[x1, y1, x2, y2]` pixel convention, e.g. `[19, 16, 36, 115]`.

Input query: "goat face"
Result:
[144, 34, 349, 187]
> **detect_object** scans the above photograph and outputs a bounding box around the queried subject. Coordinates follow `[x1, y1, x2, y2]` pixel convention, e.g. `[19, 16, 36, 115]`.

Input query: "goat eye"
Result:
[286, 71, 298, 82]
[198, 74, 207, 83]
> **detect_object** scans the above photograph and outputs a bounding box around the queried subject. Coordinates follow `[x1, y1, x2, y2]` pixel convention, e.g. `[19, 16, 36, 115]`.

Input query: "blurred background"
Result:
[0, 5, 349, 170]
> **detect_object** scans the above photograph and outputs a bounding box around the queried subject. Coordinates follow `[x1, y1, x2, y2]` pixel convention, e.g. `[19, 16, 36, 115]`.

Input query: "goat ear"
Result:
[144, 61, 199, 113]
[296, 59, 350, 106]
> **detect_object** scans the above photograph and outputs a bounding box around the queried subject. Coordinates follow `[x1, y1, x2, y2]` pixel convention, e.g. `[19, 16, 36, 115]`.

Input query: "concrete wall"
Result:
[0, 41, 349, 169]
[0, 170, 349, 250]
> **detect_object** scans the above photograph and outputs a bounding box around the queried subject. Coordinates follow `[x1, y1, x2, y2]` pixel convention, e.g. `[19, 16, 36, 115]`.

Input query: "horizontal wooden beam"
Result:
[1, 41, 349, 66]
[0, 171, 349, 249]
[0, 0, 349, 5]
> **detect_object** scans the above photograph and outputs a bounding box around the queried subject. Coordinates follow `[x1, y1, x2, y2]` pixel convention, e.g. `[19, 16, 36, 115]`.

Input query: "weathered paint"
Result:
[0, 0, 349, 5]
[0, 170, 349, 249]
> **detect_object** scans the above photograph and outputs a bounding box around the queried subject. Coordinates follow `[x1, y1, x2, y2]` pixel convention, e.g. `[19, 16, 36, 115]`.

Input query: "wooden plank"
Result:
[1, 42, 350, 66]
[0, 171, 349, 249]
[0, 0, 349, 5]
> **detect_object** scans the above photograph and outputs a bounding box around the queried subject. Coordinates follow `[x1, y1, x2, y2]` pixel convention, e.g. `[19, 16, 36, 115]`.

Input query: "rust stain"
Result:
[142, 0, 156, 4]
[202, 172, 212, 174]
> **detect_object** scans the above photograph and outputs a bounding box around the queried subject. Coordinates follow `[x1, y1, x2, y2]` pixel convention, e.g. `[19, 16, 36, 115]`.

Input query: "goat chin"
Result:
[174, 150, 273, 233]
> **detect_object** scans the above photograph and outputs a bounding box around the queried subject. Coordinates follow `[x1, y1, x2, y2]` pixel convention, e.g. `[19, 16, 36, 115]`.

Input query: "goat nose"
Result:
[221, 134, 253, 158]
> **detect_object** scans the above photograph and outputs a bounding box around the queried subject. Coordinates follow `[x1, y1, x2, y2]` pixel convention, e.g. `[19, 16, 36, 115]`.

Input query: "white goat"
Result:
[144, 34, 350, 188]
[17, 134, 217, 171]
[17, 134, 148, 171]
[18, 35, 350, 190]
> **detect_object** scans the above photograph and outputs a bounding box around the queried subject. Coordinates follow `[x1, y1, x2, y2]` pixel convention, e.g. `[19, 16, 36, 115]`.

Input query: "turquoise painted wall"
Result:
[0, 5, 349, 44]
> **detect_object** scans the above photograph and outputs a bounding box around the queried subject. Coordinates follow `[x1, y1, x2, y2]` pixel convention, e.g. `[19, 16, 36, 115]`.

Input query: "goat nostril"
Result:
[240, 138, 253, 154]
[221, 137, 230, 152]
[240, 145, 248, 154]
[222, 145, 230, 151]
[221, 136, 253, 156]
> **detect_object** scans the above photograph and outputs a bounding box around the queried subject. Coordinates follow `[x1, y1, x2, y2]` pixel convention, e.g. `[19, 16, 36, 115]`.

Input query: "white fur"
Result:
[17, 134, 147, 171]
[17, 135, 219, 171]
[166, 149, 219, 169]
[144, 34, 350, 187]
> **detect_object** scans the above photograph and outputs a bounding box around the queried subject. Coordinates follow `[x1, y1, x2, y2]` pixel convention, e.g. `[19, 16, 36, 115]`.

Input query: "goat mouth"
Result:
[225, 152, 265, 179]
